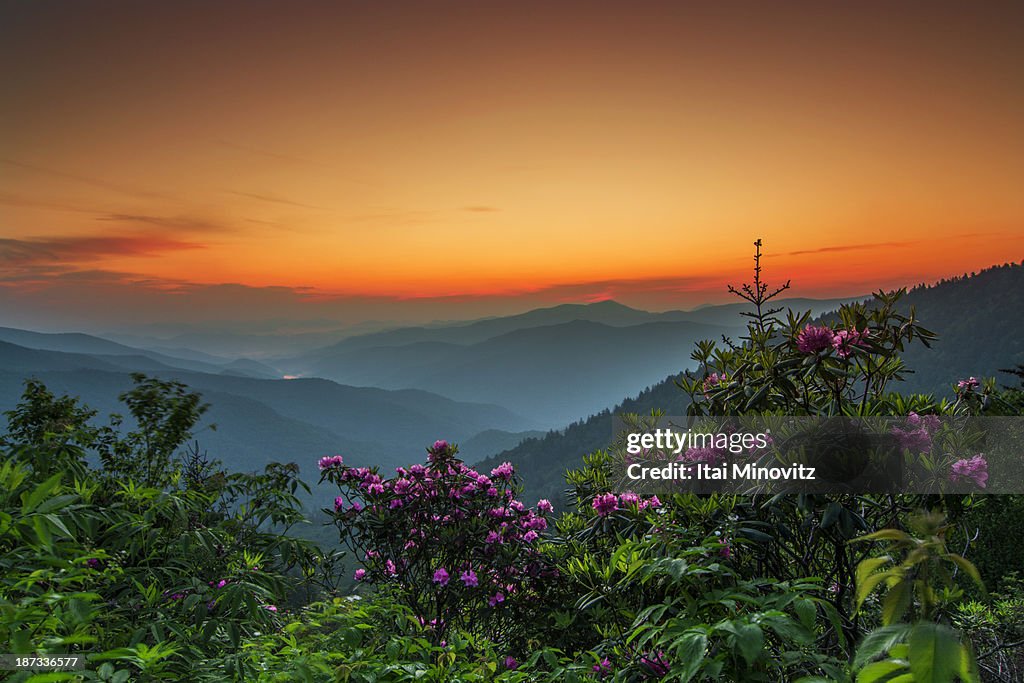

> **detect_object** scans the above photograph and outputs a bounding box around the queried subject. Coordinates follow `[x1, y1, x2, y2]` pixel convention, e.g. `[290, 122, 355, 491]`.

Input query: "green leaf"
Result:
[794, 598, 817, 630]
[857, 556, 892, 589]
[857, 660, 906, 683]
[853, 529, 912, 544]
[947, 554, 984, 591]
[734, 624, 764, 666]
[24, 674, 78, 683]
[853, 625, 911, 669]
[907, 622, 961, 683]
[821, 502, 842, 529]
[881, 580, 911, 626]
[670, 632, 707, 682]
[22, 473, 63, 512]
[959, 640, 980, 683]
[857, 569, 897, 610]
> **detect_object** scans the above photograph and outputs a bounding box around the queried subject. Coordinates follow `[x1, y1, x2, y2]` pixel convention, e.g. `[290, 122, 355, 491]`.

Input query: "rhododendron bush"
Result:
[319, 440, 556, 644]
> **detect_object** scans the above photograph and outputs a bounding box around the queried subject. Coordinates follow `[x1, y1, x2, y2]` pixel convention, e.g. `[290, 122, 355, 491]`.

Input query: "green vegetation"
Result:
[3, 244, 1023, 681]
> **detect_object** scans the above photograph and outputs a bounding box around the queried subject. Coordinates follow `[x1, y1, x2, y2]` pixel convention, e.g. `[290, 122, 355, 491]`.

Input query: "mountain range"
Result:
[0, 340, 536, 491]
[7, 261, 1016, 510]
[275, 298, 857, 426]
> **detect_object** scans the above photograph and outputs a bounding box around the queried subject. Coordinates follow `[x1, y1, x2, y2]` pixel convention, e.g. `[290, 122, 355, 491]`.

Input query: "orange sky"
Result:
[1, 0, 1022, 328]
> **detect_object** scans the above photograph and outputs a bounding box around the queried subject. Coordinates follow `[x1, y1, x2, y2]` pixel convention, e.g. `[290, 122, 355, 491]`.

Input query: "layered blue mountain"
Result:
[280, 298, 856, 426]
[0, 340, 536, 479]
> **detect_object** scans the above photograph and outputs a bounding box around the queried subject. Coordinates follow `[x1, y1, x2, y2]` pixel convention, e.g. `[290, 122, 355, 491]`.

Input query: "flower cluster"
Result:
[702, 372, 728, 396]
[320, 440, 556, 641]
[318, 455, 344, 470]
[956, 376, 980, 393]
[950, 453, 989, 489]
[831, 328, 869, 358]
[891, 411, 942, 454]
[795, 324, 869, 358]
[796, 325, 835, 354]
[591, 491, 661, 517]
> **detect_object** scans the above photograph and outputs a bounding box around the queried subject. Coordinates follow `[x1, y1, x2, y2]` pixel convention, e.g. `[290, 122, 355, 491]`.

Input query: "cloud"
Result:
[227, 190, 327, 210]
[783, 241, 914, 257]
[96, 213, 232, 232]
[0, 192, 96, 214]
[0, 158, 169, 200]
[0, 234, 203, 268]
[215, 140, 324, 166]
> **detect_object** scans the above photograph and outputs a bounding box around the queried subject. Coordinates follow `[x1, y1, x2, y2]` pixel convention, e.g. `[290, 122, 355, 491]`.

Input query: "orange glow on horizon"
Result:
[2, 1, 1022, 323]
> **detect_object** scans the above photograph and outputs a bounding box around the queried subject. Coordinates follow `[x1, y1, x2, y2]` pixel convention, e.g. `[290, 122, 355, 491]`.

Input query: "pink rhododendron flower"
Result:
[460, 570, 478, 587]
[592, 493, 618, 517]
[683, 447, 724, 465]
[488, 592, 505, 607]
[950, 454, 989, 489]
[522, 530, 538, 543]
[354, 568, 367, 581]
[906, 412, 941, 435]
[504, 656, 518, 670]
[432, 439, 449, 452]
[262, 604, 278, 612]
[334, 496, 345, 512]
[433, 568, 450, 586]
[537, 499, 553, 513]
[702, 372, 728, 395]
[832, 328, 869, 358]
[796, 325, 835, 353]
[957, 377, 980, 392]
[490, 462, 514, 480]
[318, 455, 344, 470]
[892, 424, 932, 453]
[593, 658, 612, 676]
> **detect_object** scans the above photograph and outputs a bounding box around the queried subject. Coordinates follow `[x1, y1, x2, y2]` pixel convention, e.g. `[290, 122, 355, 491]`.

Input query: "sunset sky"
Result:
[2, 0, 1022, 331]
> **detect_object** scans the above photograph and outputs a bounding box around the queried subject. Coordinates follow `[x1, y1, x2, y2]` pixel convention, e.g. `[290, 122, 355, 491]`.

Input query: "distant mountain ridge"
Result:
[280, 297, 860, 426]
[0, 327, 280, 378]
[294, 297, 860, 356]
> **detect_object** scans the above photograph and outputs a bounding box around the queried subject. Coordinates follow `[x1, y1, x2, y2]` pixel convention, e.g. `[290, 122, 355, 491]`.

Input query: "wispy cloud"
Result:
[96, 213, 232, 232]
[0, 158, 169, 200]
[216, 140, 324, 166]
[0, 192, 97, 214]
[227, 190, 327, 211]
[783, 241, 914, 257]
[0, 234, 203, 267]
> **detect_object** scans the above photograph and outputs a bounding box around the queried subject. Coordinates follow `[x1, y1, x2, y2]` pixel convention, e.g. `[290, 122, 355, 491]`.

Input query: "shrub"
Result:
[320, 441, 556, 647]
